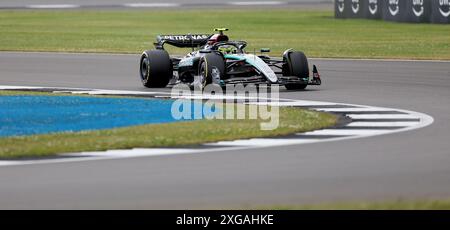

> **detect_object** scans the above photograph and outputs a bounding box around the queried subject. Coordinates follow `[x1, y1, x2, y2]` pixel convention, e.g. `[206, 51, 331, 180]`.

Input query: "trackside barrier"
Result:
[335, 0, 348, 18]
[382, 0, 407, 22]
[363, 0, 382, 19]
[348, 0, 365, 18]
[335, 0, 373, 18]
[335, 0, 449, 23]
[431, 0, 450, 23]
[404, 0, 431, 23]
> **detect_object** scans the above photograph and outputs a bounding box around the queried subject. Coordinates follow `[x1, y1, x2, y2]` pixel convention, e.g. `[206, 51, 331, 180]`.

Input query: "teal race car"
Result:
[139, 28, 321, 90]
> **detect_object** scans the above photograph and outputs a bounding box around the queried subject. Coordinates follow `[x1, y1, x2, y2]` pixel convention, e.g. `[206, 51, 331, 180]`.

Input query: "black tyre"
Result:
[284, 51, 309, 90]
[140, 50, 172, 88]
[195, 53, 225, 89]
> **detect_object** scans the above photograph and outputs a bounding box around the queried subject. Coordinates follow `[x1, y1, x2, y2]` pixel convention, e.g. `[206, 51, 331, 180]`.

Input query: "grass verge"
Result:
[259, 198, 450, 210]
[0, 9, 449, 59]
[0, 90, 337, 159]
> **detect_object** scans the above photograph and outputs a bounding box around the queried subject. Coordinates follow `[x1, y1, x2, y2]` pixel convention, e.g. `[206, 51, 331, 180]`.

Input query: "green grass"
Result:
[0, 9, 449, 59]
[259, 199, 450, 210]
[0, 90, 337, 159]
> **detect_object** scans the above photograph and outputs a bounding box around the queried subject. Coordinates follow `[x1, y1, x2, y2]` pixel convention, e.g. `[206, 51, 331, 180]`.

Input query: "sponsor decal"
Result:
[389, 0, 400, 16]
[439, 0, 450, 17]
[369, 0, 378, 15]
[178, 58, 194, 67]
[412, 0, 424, 17]
[337, 0, 345, 13]
[162, 34, 209, 41]
[244, 54, 278, 83]
[352, 0, 360, 14]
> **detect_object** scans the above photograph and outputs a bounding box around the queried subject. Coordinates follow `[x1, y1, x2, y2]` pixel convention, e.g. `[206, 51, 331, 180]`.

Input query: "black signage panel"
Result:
[335, 0, 349, 18]
[404, 0, 431, 23]
[362, 0, 383, 19]
[431, 0, 450, 23]
[347, 0, 366, 18]
[382, 0, 407, 22]
[336, 0, 449, 23]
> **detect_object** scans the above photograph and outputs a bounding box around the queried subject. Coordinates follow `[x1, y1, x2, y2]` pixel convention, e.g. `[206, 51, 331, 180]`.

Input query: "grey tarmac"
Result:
[0, 52, 449, 209]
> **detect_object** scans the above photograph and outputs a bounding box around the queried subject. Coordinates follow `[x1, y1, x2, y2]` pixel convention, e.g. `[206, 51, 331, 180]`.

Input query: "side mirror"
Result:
[260, 48, 271, 53]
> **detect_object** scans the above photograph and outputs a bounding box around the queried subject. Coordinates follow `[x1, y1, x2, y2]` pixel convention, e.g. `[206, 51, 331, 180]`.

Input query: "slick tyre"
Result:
[284, 51, 309, 90]
[195, 53, 225, 89]
[140, 50, 172, 88]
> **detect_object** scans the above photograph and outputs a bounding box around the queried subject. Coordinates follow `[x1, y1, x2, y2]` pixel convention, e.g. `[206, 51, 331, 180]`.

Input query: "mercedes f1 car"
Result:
[139, 28, 321, 90]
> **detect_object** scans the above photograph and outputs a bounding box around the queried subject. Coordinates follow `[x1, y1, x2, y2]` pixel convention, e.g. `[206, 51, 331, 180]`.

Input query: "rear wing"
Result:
[154, 34, 212, 49]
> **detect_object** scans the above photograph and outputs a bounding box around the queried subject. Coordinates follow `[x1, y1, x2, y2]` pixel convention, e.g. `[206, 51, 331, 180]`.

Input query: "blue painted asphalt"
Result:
[0, 95, 215, 137]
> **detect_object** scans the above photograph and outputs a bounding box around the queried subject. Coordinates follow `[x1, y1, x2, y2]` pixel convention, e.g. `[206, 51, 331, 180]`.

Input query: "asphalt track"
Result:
[0, 52, 449, 209]
[0, 0, 332, 10]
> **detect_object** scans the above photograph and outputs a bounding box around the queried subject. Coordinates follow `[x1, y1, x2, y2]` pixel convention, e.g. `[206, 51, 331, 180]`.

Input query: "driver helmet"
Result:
[207, 34, 229, 45]
[218, 44, 237, 54]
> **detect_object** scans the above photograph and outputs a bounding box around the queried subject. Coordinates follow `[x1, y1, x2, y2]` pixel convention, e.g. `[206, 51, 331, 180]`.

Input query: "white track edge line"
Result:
[0, 85, 434, 167]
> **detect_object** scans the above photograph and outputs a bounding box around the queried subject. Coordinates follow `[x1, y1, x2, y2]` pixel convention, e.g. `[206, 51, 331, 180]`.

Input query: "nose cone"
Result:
[245, 54, 278, 83]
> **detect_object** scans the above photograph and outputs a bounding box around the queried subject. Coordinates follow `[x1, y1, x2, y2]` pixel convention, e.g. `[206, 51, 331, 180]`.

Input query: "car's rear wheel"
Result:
[194, 53, 225, 89]
[283, 51, 309, 90]
[140, 50, 172, 88]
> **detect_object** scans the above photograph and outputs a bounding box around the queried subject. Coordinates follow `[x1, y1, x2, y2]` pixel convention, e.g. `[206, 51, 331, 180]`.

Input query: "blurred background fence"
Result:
[335, 0, 449, 24]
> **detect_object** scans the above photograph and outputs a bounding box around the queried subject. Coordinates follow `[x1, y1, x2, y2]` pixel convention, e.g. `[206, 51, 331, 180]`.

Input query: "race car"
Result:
[139, 28, 321, 90]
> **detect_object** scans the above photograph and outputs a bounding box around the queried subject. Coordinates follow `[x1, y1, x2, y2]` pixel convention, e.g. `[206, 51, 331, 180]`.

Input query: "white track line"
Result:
[61, 90, 159, 95]
[26, 4, 79, 9]
[0, 85, 47, 90]
[315, 107, 395, 112]
[301, 129, 395, 136]
[123, 3, 180, 8]
[346, 122, 420, 127]
[64, 148, 198, 158]
[248, 101, 339, 107]
[205, 138, 320, 147]
[0, 161, 22, 166]
[0, 85, 434, 167]
[169, 95, 262, 101]
[229, 1, 285, 6]
[347, 114, 419, 120]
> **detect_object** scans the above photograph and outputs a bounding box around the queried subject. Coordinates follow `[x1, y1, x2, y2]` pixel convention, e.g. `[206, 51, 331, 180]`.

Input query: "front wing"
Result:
[221, 63, 322, 86]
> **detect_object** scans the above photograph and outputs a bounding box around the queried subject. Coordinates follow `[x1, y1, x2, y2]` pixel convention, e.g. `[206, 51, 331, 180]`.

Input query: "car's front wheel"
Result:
[194, 53, 225, 90]
[283, 51, 309, 90]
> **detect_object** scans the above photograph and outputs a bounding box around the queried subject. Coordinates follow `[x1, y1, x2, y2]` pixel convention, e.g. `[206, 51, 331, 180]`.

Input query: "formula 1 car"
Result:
[139, 28, 321, 90]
